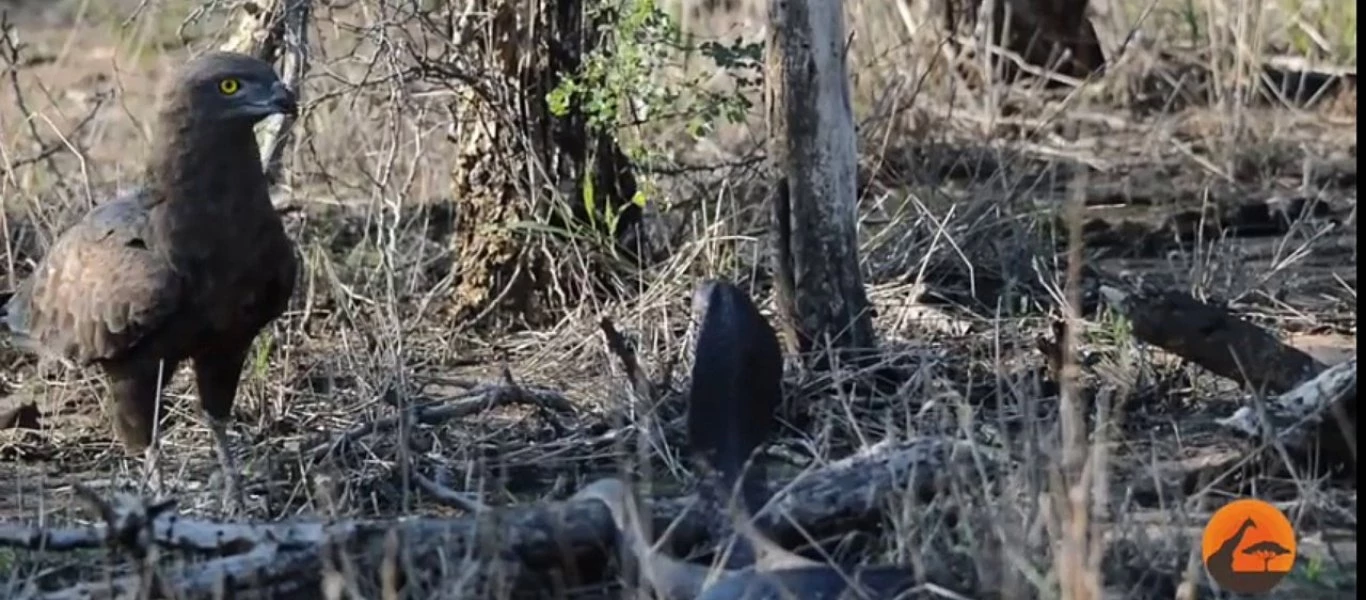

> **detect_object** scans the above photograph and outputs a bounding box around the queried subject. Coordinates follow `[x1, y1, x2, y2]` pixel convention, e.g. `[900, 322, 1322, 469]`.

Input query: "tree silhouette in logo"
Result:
[1243, 540, 1293, 572]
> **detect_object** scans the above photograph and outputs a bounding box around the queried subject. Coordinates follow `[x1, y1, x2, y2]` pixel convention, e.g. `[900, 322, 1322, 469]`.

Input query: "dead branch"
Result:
[27, 545, 320, 600]
[308, 382, 575, 461]
[1098, 284, 1325, 394]
[220, 0, 311, 186]
[412, 468, 490, 513]
[0, 15, 108, 196]
[4, 437, 983, 598]
[1216, 358, 1357, 467]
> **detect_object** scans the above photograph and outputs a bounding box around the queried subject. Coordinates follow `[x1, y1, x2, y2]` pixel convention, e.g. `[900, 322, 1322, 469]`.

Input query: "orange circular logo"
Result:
[1201, 499, 1297, 594]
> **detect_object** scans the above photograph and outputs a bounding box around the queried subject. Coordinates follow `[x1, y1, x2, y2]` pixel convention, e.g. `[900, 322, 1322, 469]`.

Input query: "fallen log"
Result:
[1097, 280, 1355, 474]
[3, 437, 987, 599]
[1097, 283, 1325, 394]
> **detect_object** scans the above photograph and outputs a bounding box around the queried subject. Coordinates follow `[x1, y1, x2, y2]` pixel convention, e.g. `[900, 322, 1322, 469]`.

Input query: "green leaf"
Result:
[582, 170, 598, 228]
[546, 83, 575, 118]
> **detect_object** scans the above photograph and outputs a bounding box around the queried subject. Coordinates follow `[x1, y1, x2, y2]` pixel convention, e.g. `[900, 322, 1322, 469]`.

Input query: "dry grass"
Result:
[0, 0, 1356, 598]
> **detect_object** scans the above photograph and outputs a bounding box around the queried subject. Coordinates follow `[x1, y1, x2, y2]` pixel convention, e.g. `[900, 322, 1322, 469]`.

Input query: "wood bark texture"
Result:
[765, 0, 876, 360]
[1098, 284, 1325, 395]
[1215, 358, 1357, 476]
[1098, 278, 1355, 475]
[5, 438, 979, 599]
[444, 0, 644, 327]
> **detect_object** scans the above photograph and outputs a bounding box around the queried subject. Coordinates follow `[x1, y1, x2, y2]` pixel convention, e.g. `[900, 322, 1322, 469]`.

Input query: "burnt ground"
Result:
[0, 0, 1357, 598]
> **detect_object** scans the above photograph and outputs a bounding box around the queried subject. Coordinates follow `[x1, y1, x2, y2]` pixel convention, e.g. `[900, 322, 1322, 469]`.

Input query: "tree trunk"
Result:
[952, 0, 1106, 81]
[442, 0, 644, 328]
[765, 0, 876, 364]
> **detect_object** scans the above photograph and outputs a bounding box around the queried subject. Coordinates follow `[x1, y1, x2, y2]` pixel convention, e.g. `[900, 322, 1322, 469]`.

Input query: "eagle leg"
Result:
[208, 415, 245, 515]
[192, 344, 252, 516]
[141, 444, 165, 499]
[103, 358, 177, 500]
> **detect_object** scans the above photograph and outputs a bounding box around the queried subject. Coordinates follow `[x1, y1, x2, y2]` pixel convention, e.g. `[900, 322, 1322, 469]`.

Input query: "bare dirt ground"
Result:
[0, 0, 1356, 598]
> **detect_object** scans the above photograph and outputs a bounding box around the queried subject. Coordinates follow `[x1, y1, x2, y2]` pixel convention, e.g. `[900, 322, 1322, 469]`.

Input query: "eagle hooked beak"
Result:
[266, 81, 299, 117]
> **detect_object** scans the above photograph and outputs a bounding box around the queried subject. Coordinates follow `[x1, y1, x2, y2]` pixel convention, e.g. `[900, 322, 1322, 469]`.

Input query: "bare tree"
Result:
[1241, 540, 1293, 572]
[765, 0, 876, 363]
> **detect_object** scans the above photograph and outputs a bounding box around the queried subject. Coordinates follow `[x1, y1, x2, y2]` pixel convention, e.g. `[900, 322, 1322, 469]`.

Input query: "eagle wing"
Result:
[4, 190, 184, 365]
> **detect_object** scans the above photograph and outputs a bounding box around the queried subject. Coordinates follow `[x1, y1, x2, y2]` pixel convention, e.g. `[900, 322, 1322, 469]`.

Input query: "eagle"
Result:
[2, 51, 300, 514]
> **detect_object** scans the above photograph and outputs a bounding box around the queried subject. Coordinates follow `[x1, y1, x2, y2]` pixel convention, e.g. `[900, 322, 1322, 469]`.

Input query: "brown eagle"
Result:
[2, 51, 300, 514]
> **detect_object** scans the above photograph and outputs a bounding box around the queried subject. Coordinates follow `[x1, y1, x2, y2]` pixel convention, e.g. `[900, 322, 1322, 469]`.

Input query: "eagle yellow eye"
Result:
[217, 78, 240, 95]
